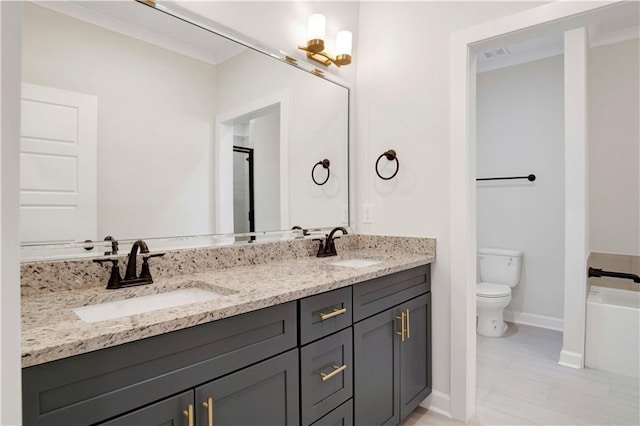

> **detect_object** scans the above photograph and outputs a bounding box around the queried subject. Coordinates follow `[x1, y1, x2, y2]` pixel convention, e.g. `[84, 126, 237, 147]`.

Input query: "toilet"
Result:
[476, 248, 523, 337]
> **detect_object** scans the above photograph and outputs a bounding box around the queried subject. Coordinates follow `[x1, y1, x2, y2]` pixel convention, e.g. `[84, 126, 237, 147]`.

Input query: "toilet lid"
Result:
[476, 283, 511, 298]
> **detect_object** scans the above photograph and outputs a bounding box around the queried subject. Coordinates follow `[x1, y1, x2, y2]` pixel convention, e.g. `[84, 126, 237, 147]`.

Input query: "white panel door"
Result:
[20, 83, 98, 244]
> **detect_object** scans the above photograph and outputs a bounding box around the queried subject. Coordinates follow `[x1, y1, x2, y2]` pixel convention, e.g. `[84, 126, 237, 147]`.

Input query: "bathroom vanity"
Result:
[21, 236, 434, 426]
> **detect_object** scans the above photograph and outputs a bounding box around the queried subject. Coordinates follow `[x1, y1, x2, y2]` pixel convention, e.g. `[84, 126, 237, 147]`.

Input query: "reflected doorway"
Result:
[216, 98, 286, 235]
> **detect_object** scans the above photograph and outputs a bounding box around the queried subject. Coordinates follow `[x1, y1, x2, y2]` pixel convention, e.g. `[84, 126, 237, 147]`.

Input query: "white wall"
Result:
[22, 3, 217, 241]
[355, 0, 545, 406]
[588, 38, 640, 256]
[476, 55, 565, 327]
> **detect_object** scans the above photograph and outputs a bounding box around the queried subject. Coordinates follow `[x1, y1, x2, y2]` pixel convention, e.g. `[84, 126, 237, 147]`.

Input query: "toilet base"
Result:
[477, 309, 508, 337]
[476, 294, 511, 337]
[477, 319, 508, 337]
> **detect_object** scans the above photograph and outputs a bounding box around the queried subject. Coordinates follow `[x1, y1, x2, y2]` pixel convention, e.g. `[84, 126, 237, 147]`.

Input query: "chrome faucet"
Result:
[93, 239, 164, 289]
[314, 227, 348, 257]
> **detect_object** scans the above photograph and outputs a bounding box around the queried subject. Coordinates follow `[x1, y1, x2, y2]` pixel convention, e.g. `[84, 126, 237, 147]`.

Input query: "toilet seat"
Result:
[476, 282, 511, 298]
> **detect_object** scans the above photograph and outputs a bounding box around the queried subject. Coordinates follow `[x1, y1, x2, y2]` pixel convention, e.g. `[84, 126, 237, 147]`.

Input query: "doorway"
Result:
[215, 92, 289, 235]
[448, 1, 638, 421]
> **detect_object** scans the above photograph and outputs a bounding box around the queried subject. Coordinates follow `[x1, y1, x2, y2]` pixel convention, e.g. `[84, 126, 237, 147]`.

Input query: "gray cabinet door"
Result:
[399, 293, 431, 420]
[353, 306, 400, 426]
[99, 390, 193, 426]
[195, 349, 299, 426]
[301, 327, 353, 425]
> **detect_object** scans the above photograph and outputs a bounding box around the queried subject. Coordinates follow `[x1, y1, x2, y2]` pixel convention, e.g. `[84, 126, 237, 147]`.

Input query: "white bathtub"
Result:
[585, 286, 640, 378]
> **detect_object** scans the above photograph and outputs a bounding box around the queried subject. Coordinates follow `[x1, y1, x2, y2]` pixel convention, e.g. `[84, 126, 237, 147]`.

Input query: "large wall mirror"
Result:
[20, 0, 349, 260]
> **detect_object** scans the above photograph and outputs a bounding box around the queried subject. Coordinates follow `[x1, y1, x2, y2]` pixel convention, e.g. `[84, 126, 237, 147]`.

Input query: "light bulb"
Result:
[307, 14, 326, 42]
[334, 30, 352, 65]
[336, 31, 352, 56]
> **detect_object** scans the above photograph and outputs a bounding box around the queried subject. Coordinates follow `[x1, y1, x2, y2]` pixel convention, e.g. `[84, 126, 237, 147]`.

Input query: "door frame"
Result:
[0, 2, 23, 424]
[449, 1, 619, 421]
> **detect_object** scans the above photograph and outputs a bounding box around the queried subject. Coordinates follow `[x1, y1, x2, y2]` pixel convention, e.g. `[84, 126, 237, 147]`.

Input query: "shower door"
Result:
[232, 146, 255, 233]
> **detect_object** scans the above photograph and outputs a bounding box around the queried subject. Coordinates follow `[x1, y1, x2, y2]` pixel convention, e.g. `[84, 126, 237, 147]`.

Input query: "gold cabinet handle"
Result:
[406, 309, 410, 339]
[202, 396, 213, 426]
[319, 307, 347, 320]
[320, 364, 347, 381]
[395, 312, 406, 341]
[183, 404, 194, 426]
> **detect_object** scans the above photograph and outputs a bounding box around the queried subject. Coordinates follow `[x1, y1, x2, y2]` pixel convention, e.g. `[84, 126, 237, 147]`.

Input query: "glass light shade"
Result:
[335, 30, 352, 56]
[307, 14, 326, 42]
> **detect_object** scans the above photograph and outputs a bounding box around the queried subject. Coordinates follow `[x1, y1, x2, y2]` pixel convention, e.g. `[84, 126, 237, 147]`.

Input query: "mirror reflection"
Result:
[20, 1, 349, 253]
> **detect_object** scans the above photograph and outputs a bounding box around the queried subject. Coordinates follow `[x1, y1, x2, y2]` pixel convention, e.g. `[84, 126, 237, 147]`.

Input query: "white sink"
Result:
[72, 288, 224, 323]
[329, 259, 381, 268]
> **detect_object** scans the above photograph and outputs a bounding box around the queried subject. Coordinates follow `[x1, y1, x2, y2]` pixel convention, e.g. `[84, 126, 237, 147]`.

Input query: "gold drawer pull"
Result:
[202, 396, 213, 426]
[183, 404, 194, 426]
[319, 307, 347, 320]
[320, 364, 347, 381]
[406, 309, 410, 339]
[396, 312, 406, 341]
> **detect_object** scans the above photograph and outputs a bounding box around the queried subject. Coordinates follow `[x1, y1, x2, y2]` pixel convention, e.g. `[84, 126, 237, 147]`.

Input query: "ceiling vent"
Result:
[481, 47, 509, 60]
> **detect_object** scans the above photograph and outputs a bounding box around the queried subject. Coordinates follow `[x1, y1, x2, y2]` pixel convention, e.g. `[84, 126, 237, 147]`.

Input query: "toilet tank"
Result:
[478, 248, 523, 287]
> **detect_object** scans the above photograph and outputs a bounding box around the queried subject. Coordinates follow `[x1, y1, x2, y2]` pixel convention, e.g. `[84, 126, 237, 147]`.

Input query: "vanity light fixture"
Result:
[298, 14, 352, 67]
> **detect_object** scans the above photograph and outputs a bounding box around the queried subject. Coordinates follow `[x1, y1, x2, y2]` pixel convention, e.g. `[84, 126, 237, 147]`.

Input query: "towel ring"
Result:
[312, 159, 331, 186]
[375, 150, 399, 180]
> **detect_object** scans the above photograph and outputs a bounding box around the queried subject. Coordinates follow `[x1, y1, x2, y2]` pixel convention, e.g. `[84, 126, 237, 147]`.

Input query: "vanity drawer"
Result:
[311, 399, 353, 426]
[353, 265, 430, 322]
[22, 302, 297, 426]
[300, 327, 353, 425]
[299, 286, 352, 345]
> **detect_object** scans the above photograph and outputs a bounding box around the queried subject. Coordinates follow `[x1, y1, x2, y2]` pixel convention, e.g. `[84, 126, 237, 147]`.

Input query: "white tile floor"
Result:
[402, 323, 640, 425]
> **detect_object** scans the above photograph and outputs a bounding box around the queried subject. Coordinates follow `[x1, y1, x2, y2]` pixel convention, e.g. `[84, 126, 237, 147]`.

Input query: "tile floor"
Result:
[401, 323, 640, 425]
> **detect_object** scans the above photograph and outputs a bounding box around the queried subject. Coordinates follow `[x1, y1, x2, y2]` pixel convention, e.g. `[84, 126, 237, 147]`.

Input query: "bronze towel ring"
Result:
[375, 150, 399, 180]
[312, 159, 331, 185]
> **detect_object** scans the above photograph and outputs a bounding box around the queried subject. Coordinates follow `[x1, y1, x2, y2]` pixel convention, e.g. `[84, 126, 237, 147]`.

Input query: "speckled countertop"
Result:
[21, 235, 435, 368]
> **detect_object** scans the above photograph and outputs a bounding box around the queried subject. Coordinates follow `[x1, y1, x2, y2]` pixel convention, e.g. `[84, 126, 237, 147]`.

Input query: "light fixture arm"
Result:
[298, 45, 350, 67]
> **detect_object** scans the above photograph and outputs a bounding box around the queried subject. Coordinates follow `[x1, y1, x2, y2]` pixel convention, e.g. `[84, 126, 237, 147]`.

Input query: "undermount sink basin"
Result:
[329, 259, 381, 268]
[72, 288, 224, 323]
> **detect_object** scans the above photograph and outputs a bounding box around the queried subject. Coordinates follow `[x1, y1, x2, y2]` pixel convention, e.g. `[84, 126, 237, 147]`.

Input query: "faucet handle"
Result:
[139, 253, 164, 282]
[93, 258, 122, 289]
[142, 252, 165, 260]
[312, 238, 326, 257]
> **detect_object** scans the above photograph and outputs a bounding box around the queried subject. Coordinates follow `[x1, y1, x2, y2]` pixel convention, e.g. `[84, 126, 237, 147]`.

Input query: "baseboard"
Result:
[558, 349, 583, 369]
[419, 390, 451, 417]
[504, 310, 564, 331]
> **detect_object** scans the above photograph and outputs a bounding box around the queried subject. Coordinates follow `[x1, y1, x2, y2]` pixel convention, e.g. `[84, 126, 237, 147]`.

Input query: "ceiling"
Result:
[476, 1, 639, 73]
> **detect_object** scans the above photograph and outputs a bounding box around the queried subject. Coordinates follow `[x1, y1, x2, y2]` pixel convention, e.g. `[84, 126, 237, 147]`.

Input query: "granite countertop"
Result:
[22, 247, 434, 367]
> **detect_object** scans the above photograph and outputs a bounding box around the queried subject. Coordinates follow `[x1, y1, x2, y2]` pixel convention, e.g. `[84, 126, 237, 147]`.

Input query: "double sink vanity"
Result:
[21, 235, 435, 426]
